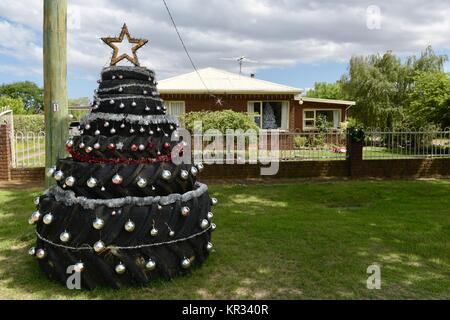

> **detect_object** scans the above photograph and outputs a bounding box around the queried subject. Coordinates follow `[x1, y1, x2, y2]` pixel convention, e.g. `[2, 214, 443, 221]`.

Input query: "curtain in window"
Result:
[167, 102, 185, 119]
[281, 102, 289, 130]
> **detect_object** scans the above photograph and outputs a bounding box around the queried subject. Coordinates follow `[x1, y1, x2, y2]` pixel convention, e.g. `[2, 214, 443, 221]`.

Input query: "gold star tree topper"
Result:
[102, 23, 148, 66]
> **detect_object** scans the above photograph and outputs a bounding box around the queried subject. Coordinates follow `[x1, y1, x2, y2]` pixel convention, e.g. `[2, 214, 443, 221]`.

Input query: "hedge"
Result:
[13, 115, 45, 133]
[180, 110, 259, 133]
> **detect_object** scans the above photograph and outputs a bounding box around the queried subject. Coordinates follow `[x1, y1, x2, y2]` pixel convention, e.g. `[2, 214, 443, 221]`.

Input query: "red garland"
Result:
[67, 147, 175, 165]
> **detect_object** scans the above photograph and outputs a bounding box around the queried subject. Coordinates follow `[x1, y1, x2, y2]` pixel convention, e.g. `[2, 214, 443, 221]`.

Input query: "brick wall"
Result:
[10, 168, 45, 181]
[0, 124, 12, 181]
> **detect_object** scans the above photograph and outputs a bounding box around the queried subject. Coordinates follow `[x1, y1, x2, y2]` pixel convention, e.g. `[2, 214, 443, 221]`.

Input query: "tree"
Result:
[0, 95, 28, 115]
[306, 82, 345, 100]
[30, 64, 215, 289]
[0, 81, 44, 113]
[341, 46, 448, 128]
[407, 71, 450, 128]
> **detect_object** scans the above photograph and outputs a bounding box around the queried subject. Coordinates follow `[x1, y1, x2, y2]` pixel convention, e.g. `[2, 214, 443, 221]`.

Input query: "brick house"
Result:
[158, 68, 355, 132]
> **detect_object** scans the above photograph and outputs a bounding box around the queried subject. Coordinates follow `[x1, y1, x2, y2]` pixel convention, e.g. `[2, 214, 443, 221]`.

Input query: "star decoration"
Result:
[102, 23, 148, 67]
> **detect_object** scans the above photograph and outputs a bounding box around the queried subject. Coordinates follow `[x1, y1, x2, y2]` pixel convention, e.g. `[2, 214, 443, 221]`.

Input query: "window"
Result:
[247, 101, 289, 130]
[303, 109, 341, 130]
[166, 101, 185, 120]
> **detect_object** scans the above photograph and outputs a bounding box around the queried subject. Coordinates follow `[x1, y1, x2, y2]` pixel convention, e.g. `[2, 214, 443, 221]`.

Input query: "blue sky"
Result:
[0, 0, 449, 99]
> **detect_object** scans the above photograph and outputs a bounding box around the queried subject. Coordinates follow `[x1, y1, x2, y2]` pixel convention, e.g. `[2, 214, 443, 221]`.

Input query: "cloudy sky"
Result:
[0, 0, 449, 98]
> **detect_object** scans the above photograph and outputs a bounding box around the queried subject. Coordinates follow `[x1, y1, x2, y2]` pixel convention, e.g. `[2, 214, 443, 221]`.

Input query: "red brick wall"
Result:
[0, 124, 12, 181]
[11, 168, 45, 182]
[161, 94, 349, 132]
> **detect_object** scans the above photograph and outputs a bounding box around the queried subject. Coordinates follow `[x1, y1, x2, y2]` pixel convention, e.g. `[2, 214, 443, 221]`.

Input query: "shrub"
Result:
[13, 115, 45, 133]
[180, 110, 259, 133]
[294, 136, 307, 148]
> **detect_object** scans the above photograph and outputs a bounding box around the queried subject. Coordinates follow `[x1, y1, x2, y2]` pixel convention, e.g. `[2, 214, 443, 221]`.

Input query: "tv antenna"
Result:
[220, 56, 258, 74]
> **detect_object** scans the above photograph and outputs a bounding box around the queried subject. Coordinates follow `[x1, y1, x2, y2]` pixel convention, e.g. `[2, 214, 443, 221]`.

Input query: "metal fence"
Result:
[363, 128, 450, 159]
[13, 131, 46, 168]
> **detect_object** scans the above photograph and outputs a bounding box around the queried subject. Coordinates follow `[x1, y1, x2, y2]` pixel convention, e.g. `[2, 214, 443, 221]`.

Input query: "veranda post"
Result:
[43, 0, 69, 186]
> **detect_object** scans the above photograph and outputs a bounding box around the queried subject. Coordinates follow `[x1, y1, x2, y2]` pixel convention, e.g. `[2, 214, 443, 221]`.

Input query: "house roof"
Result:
[296, 96, 356, 106]
[158, 67, 302, 95]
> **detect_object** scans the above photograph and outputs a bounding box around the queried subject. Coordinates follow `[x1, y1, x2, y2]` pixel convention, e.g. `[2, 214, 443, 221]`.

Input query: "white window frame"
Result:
[247, 101, 290, 131]
[302, 109, 342, 131]
[165, 101, 186, 120]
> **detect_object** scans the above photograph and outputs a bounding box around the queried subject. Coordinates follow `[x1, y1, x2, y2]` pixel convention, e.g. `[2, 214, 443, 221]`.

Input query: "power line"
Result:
[161, 0, 214, 98]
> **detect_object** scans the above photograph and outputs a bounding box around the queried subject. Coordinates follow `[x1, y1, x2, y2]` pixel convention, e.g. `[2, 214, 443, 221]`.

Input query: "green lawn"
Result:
[0, 180, 449, 299]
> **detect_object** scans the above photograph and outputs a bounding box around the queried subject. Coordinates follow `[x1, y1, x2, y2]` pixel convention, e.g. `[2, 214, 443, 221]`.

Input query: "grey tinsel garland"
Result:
[80, 112, 179, 127]
[45, 183, 208, 210]
[101, 66, 155, 78]
[95, 94, 162, 103]
[98, 83, 156, 94]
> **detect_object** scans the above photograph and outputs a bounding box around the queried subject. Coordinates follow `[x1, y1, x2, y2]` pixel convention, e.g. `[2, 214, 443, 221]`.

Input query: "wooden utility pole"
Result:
[43, 0, 68, 186]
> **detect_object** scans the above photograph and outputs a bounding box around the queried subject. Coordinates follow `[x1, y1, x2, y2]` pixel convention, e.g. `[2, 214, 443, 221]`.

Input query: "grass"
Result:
[0, 180, 449, 299]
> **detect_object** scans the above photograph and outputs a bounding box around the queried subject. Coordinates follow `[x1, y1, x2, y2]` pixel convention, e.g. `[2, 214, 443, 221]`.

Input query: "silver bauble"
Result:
[46, 167, 56, 177]
[60, 231, 70, 242]
[139, 127, 145, 133]
[181, 258, 191, 269]
[115, 263, 126, 274]
[161, 170, 171, 180]
[94, 143, 101, 149]
[104, 121, 110, 127]
[180, 170, 189, 180]
[137, 177, 148, 188]
[34, 197, 40, 205]
[94, 130, 101, 136]
[150, 227, 158, 237]
[54, 170, 64, 181]
[211, 198, 219, 206]
[85, 123, 91, 130]
[110, 128, 116, 134]
[206, 242, 213, 252]
[28, 247, 36, 256]
[169, 230, 175, 237]
[181, 206, 191, 217]
[119, 102, 125, 109]
[197, 163, 204, 172]
[93, 240, 106, 253]
[190, 166, 198, 176]
[36, 248, 46, 259]
[145, 259, 156, 271]
[118, 87, 123, 92]
[149, 130, 154, 135]
[93, 217, 105, 230]
[74, 262, 85, 273]
[112, 174, 123, 185]
[66, 139, 74, 148]
[79, 142, 86, 149]
[156, 106, 161, 111]
[129, 128, 135, 134]
[120, 123, 126, 128]
[87, 177, 98, 188]
[43, 213, 54, 225]
[207, 212, 214, 221]
[143, 90, 148, 95]
[65, 176, 76, 187]
[145, 106, 150, 112]
[85, 146, 93, 153]
[124, 220, 135, 232]
[138, 144, 145, 151]
[211, 223, 217, 231]
[28, 217, 35, 225]
[109, 99, 115, 105]
[131, 101, 137, 107]
[200, 219, 209, 230]
[31, 211, 41, 223]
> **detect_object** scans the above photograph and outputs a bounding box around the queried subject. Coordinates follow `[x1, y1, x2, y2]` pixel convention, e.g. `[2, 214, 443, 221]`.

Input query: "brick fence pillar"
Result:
[347, 128, 364, 178]
[0, 124, 12, 181]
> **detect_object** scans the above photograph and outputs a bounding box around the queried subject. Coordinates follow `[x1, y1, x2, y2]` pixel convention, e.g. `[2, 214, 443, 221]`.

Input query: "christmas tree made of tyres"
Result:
[28, 24, 217, 289]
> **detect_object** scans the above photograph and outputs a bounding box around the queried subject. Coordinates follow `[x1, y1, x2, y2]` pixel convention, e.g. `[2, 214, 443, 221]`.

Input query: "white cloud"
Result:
[0, 0, 449, 90]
